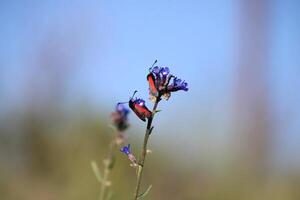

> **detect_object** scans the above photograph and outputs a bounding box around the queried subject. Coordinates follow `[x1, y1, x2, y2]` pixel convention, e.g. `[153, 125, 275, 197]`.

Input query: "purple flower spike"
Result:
[120, 144, 131, 155]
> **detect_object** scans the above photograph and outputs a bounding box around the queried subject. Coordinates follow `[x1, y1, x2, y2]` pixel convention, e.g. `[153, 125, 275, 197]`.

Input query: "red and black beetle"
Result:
[128, 91, 152, 121]
[119, 91, 152, 122]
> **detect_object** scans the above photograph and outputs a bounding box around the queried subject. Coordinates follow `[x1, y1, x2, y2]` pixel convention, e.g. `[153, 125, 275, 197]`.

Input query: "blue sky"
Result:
[0, 0, 299, 169]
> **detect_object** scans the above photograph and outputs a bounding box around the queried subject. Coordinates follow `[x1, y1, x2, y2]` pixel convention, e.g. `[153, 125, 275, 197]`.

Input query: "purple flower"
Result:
[120, 144, 131, 155]
[152, 66, 161, 75]
[120, 144, 137, 165]
[160, 67, 170, 76]
[167, 77, 189, 92]
[151, 66, 171, 87]
[147, 63, 188, 101]
[110, 103, 130, 131]
[116, 103, 130, 115]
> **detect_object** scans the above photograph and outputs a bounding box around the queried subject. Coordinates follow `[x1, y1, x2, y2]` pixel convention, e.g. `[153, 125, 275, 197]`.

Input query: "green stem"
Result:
[100, 139, 117, 200]
[133, 98, 160, 200]
[99, 167, 109, 200]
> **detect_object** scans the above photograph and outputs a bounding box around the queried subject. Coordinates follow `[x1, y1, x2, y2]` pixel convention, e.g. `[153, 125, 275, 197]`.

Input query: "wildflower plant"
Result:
[91, 103, 130, 200]
[119, 60, 188, 200]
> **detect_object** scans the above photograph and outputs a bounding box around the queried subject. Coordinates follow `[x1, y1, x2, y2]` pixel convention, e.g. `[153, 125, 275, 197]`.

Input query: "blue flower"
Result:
[160, 67, 170, 76]
[111, 103, 130, 131]
[120, 144, 137, 166]
[147, 63, 188, 101]
[150, 66, 170, 84]
[167, 77, 189, 92]
[151, 66, 161, 75]
[148, 66, 172, 92]
[120, 144, 131, 155]
[116, 103, 130, 116]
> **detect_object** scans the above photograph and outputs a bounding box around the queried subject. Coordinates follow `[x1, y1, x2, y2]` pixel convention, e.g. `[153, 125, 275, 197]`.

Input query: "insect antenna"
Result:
[118, 91, 138, 104]
[117, 101, 129, 105]
[130, 90, 138, 99]
[149, 59, 158, 71]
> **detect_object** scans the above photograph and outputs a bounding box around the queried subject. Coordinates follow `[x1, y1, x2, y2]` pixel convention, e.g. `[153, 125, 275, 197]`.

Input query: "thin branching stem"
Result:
[99, 167, 109, 200]
[99, 139, 117, 200]
[133, 98, 160, 200]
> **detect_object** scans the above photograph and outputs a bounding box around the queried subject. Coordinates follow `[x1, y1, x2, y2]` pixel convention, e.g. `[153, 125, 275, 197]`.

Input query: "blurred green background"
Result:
[1, 0, 300, 199]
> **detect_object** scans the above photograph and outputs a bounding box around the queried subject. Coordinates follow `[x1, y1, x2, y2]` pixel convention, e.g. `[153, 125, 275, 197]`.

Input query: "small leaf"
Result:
[137, 185, 152, 200]
[152, 110, 162, 116]
[90, 160, 103, 183]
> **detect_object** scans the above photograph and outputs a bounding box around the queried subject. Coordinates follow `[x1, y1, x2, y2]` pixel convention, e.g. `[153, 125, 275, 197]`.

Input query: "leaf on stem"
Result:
[153, 110, 162, 114]
[90, 160, 103, 183]
[137, 185, 152, 200]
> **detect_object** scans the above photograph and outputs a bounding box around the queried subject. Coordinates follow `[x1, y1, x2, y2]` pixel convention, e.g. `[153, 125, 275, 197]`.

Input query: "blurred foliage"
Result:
[0, 109, 300, 200]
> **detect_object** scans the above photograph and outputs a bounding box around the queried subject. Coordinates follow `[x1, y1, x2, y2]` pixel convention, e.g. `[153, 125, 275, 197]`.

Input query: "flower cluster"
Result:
[122, 62, 189, 122]
[147, 64, 188, 101]
[110, 103, 130, 131]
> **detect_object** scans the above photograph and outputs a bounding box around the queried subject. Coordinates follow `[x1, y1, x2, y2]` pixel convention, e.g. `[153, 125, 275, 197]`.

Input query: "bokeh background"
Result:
[1, 0, 300, 199]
